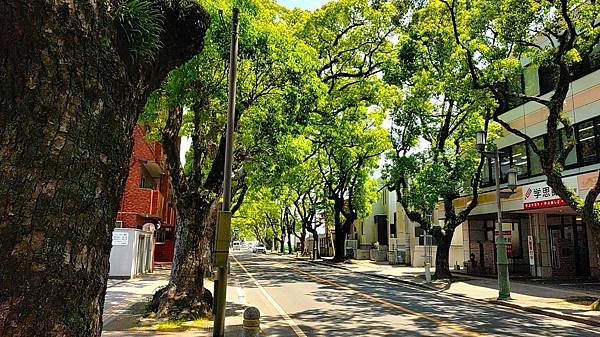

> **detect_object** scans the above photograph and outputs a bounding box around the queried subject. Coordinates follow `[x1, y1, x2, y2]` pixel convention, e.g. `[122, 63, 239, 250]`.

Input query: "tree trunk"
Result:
[287, 228, 293, 254]
[0, 1, 208, 335]
[280, 226, 286, 254]
[310, 230, 320, 260]
[434, 228, 454, 279]
[333, 206, 345, 261]
[153, 198, 214, 319]
[300, 226, 307, 256]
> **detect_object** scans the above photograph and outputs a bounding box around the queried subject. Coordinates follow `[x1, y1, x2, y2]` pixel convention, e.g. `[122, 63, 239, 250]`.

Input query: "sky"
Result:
[277, 0, 331, 10]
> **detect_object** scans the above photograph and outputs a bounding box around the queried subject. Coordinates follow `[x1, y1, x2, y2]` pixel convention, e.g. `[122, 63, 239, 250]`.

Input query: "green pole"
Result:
[494, 150, 511, 300]
[213, 7, 239, 337]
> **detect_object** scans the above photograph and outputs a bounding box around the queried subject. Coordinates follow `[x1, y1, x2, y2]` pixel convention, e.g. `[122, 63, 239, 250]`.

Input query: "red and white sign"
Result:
[522, 177, 578, 210]
[527, 235, 535, 266]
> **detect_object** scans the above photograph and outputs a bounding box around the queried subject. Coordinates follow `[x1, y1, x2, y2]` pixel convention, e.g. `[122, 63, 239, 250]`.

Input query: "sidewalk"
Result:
[102, 267, 244, 336]
[301, 257, 600, 327]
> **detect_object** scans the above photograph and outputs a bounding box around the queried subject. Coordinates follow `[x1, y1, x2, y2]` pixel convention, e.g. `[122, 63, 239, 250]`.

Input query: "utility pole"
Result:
[213, 7, 239, 337]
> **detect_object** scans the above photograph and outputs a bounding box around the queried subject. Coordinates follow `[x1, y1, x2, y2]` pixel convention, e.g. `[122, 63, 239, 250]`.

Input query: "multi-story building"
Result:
[349, 180, 465, 267]
[116, 125, 177, 265]
[455, 51, 600, 279]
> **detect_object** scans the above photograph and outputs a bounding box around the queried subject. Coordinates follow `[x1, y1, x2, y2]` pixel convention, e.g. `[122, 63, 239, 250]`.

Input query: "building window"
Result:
[415, 227, 439, 245]
[485, 220, 495, 242]
[528, 136, 545, 176]
[559, 129, 578, 167]
[538, 65, 556, 96]
[509, 221, 523, 259]
[499, 148, 511, 183]
[156, 226, 174, 243]
[391, 213, 397, 237]
[511, 142, 528, 178]
[576, 119, 598, 164]
[480, 157, 493, 187]
[140, 167, 155, 189]
[479, 117, 600, 187]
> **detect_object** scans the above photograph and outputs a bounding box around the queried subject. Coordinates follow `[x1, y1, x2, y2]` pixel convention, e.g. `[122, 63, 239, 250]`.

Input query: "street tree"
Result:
[0, 1, 209, 335]
[383, 3, 494, 278]
[425, 0, 600, 282]
[143, 0, 318, 318]
[294, 0, 396, 261]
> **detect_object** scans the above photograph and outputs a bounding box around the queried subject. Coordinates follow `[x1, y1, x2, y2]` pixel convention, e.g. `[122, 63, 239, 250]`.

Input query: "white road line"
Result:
[231, 254, 308, 337]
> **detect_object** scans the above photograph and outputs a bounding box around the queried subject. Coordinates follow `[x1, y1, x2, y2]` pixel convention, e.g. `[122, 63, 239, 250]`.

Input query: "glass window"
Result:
[528, 136, 545, 176]
[500, 148, 511, 183]
[538, 65, 557, 96]
[560, 129, 578, 167]
[577, 120, 597, 164]
[480, 158, 492, 187]
[511, 143, 528, 178]
[139, 168, 154, 189]
[523, 66, 540, 96]
[485, 220, 495, 242]
[510, 221, 522, 259]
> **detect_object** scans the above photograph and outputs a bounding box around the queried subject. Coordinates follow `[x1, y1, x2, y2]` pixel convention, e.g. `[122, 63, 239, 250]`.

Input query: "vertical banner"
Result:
[528, 235, 535, 266]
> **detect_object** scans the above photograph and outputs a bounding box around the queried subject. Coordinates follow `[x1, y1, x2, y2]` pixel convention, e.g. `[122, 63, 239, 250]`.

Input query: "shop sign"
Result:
[528, 235, 535, 266]
[112, 232, 129, 246]
[522, 177, 578, 210]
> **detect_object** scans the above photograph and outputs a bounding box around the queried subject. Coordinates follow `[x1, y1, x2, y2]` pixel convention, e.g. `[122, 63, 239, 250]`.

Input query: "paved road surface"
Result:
[229, 252, 600, 337]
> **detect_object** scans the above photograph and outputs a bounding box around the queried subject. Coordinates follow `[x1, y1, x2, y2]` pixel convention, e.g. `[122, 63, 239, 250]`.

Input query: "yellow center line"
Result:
[284, 262, 485, 337]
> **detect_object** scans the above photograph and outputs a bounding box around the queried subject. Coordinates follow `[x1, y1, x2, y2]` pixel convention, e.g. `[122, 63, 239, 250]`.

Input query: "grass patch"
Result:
[135, 317, 212, 332]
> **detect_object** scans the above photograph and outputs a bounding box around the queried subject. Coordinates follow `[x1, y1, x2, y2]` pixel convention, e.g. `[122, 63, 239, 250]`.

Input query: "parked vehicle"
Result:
[253, 243, 267, 254]
[232, 241, 241, 250]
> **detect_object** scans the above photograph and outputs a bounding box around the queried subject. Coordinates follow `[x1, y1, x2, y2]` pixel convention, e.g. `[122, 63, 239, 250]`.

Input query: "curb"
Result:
[297, 257, 600, 328]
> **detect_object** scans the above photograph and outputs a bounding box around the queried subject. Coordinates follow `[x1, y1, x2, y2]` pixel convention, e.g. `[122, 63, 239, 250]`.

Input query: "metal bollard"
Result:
[241, 306, 260, 337]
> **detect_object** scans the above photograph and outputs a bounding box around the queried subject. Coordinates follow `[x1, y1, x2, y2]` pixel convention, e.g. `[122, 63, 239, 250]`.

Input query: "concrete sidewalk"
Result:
[102, 267, 244, 336]
[300, 257, 600, 327]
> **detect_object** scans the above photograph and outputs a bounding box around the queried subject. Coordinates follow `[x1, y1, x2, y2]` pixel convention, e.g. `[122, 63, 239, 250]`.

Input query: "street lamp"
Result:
[476, 129, 514, 300]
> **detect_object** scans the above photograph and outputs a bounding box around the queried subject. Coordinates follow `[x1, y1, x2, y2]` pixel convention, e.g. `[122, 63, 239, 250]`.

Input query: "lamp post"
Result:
[476, 129, 517, 300]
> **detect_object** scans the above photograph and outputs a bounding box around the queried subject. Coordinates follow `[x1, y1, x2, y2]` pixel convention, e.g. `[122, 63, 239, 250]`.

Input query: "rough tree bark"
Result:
[0, 1, 209, 335]
[310, 229, 321, 260]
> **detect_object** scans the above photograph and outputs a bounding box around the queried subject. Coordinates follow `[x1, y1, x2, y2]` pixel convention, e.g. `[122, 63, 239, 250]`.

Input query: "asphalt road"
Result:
[229, 251, 600, 337]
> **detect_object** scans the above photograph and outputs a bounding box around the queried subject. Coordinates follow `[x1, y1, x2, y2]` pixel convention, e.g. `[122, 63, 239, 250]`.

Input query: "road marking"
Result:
[231, 255, 308, 337]
[286, 263, 484, 337]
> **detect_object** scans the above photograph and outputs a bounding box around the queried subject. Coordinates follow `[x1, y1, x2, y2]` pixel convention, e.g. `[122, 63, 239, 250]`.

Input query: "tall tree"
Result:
[0, 0, 208, 335]
[293, 0, 396, 261]
[144, 0, 318, 318]
[426, 0, 600, 280]
[383, 4, 493, 278]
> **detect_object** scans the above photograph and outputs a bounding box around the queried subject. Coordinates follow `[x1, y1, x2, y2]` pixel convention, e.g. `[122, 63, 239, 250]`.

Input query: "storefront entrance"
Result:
[547, 215, 590, 277]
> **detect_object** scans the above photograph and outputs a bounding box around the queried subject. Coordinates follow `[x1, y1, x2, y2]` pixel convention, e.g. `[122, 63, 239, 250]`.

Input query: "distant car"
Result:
[253, 243, 267, 254]
[232, 241, 241, 250]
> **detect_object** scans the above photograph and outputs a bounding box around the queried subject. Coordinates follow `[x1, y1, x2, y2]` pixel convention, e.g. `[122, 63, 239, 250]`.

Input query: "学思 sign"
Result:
[522, 176, 577, 210]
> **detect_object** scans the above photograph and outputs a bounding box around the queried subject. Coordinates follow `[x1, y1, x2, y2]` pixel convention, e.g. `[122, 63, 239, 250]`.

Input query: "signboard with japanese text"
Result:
[112, 232, 129, 246]
[522, 176, 578, 210]
[528, 235, 535, 266]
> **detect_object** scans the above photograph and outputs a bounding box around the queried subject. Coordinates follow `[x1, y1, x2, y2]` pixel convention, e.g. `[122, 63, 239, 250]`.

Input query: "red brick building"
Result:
[116, 125, 177, 264]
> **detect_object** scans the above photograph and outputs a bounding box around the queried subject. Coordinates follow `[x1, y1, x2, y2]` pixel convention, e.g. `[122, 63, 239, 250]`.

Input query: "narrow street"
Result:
[230, 252, 600, 337]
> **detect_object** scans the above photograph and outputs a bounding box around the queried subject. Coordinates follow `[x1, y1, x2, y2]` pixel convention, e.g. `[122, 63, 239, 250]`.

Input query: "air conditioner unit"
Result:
[115, 221, 123, 228]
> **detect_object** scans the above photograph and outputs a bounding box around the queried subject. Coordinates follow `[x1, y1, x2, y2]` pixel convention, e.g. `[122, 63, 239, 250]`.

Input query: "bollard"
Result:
[241, 306, 260, 337]
[424, 262, 432, 283]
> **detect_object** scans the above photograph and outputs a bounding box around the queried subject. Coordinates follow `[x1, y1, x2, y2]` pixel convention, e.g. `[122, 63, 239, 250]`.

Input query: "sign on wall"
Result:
[522, 176, 578, 210]
[112, 232, 129, 246]
[528, 235, 535, 266]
